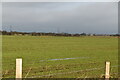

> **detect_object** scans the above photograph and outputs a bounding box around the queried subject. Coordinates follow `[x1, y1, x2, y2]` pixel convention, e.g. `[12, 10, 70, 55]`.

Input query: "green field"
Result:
[2, 35, 118, 78]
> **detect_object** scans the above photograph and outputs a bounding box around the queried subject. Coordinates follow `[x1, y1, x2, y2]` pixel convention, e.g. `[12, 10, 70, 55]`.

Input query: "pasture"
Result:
[2, 35, 118, 78]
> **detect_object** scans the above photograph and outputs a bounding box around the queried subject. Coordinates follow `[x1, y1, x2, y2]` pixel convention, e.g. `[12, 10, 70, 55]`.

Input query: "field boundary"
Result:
[29, 65, 119, 78]
[14, 58, 119, 79]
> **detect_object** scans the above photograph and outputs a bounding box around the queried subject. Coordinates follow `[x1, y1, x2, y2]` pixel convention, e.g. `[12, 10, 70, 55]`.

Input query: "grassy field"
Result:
[2, 35, 118, 78]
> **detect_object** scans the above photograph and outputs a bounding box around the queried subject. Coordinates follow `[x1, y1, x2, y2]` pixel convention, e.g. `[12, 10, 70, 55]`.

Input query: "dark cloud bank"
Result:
[2, 2, 118, 34]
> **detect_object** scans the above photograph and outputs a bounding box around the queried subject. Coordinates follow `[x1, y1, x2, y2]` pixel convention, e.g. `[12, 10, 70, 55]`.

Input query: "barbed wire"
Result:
[2, 60, 119, 78]
[29, 65, 119, 78]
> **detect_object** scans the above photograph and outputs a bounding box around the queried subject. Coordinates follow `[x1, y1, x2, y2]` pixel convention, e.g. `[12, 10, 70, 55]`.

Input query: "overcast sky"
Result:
[2, 2, 118, 34]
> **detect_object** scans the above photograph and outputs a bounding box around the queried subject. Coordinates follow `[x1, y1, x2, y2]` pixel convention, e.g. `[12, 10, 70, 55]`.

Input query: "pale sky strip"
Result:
[1, 0, 120, 2]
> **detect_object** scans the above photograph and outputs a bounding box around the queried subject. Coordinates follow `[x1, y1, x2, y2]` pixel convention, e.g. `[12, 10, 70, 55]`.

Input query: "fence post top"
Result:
[16, 58, 22, 60]
[106, 62, 110, 64]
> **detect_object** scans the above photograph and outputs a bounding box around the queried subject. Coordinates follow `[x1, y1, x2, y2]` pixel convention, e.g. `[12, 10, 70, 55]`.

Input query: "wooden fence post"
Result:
[105, 62, 110, 80]
[16, 58, 22, 79]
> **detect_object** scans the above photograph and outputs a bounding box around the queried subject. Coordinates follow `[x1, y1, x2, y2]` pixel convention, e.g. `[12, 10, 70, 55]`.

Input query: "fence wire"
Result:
[2, 59, 118, 78]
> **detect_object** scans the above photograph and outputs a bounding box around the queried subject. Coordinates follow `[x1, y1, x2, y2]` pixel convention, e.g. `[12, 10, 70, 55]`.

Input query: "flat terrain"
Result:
[2, 36, 118, 78]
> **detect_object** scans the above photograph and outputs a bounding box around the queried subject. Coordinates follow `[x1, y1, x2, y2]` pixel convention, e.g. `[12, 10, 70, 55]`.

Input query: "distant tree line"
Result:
[0, 30, 119, 37]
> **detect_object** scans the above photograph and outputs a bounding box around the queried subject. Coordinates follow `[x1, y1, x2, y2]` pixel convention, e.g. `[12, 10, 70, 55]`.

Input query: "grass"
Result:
[2, 35, 118, 78]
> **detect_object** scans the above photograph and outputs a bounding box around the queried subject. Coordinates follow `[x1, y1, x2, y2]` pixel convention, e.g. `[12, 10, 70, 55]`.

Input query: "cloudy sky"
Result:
[2, 2, 118, 34]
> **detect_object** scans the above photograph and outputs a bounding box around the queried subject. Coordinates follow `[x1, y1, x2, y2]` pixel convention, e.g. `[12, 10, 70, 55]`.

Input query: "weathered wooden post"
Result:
[16, 58, 22, 79]
[105, 62, 110, 80]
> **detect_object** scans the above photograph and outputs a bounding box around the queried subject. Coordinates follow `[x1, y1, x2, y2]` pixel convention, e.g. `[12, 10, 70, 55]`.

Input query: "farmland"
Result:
[2, 35, 118, 78]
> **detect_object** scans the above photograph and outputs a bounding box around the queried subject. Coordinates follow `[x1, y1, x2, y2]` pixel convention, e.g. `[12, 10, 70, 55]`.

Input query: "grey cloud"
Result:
[2, 2, 118, 34]
[0, 3, 2, 30]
